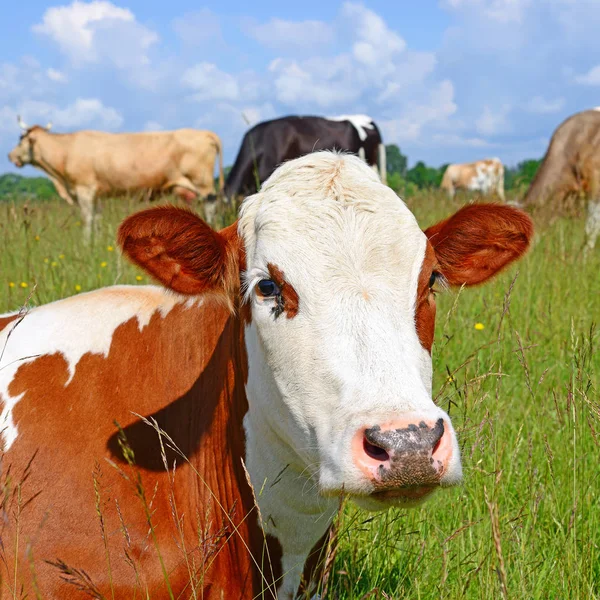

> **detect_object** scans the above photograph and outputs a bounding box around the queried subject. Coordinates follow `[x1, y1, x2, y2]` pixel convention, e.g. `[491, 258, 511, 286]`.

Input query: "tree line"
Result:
[0, 173, 56, 201]
[0, 148, 541, 201]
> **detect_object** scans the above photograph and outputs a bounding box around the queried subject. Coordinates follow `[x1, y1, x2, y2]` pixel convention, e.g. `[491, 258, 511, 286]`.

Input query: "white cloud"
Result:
[475, 105, 511, 135]
[342, 2, 405, 70]
[269, 55, 359, 108]
[33, 1, 158, 67]
[524, 95, 565, 113]
[442, 0, 531, 23]
[380, 80, 458, 143]
[182, 62, 240, 102]
[245, 18, 333, 52]
[0, 59, 56, 101]
[376, 52, 437, 103]
[430, 132, 491, 147]
[15, 97, 122, 130]
[143, 120, 163, 131]
[574, 65, 600, 85]
[46, 68, 68, 83]
[172, 9, 223, 46]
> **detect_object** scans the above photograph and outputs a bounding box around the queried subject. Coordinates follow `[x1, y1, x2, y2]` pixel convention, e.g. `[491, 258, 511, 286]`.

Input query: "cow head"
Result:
[119, 152, 533, 511]
[8, 117, 52, 168]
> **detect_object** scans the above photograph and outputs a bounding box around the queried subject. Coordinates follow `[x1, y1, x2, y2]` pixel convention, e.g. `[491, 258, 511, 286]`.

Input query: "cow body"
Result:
[441, 158, 505, 201]
[8, 126, 224, 239]
[522, 109, 600, 251]
[0, 152, 532, 598]
[224, 115, 386, 200]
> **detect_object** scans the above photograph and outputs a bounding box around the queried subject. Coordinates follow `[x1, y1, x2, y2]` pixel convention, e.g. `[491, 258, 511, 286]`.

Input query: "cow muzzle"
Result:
[8, 151, 23, 167]
[351, 417, 456, 504]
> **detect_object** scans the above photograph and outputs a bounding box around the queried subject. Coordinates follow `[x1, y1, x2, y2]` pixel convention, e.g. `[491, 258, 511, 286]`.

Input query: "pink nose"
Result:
[352, 418, 454, 494]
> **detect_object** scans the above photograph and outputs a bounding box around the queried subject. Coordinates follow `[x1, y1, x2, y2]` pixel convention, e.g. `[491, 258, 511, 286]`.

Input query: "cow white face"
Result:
[239, 153, 462, 510]
[119, 151, 532, 513]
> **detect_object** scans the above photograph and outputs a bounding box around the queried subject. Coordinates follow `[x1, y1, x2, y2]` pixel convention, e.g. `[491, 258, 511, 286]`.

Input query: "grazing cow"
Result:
[522, 109, 600, 251]
[0, 152, 532, 599]
[8, 117, 224, 239]
[224, 115, 386, 200]
[441, 158, 505, 201]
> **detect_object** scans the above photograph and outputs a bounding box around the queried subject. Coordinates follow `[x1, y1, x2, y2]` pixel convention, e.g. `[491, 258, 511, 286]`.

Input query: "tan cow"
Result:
[8, 117, 224, 239]
[441, 158, 505, 201]
[522, 108, 600, 252]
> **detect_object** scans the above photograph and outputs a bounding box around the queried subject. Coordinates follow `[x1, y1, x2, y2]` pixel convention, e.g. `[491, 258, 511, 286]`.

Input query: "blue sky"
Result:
[1, 0, 599, 173]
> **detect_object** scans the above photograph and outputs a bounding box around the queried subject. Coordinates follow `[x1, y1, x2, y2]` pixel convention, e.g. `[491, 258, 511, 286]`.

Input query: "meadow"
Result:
[0, 190, 598, 599]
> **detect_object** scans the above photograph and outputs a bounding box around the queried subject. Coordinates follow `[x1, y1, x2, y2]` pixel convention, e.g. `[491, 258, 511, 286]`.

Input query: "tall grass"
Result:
[0, 190, 598, 599]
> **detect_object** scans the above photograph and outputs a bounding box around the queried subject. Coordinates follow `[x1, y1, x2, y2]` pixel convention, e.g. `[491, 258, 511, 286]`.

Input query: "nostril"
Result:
[432, 437, 442, 456]
[363, 436, 390, 462]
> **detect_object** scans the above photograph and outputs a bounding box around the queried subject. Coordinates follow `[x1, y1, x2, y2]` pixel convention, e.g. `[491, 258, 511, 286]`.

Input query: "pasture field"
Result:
[0, 191, 598, 599]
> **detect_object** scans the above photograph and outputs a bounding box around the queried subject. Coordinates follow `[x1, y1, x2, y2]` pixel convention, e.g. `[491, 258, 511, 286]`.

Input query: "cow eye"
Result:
[256, 279, 280, 297]
[429, 271, 439, 289]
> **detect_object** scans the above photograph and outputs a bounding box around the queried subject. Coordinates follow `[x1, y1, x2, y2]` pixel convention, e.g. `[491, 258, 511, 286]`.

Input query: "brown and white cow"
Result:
[7, 117, 224, 239]
[441, 158, 505, 201]
[0, 152, 532, 599]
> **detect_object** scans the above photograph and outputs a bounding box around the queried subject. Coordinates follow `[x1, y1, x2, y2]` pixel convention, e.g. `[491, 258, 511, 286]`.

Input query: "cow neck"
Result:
[242, 321, 337, 598]
[33, 131, 69, 182]
[175, 309, 275, 597]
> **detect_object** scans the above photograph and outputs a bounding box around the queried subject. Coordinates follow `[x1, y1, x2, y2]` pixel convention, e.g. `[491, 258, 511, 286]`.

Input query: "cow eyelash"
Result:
[429, 271, 444, 295]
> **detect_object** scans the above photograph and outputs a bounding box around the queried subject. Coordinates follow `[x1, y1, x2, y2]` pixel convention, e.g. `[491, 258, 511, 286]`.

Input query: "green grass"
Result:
[0, 191, 598, 599]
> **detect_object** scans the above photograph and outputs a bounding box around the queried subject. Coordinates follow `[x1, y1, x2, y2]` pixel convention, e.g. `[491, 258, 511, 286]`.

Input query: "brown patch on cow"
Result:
[424, 203, 533, 287]
[2, 299, 278, 599]
[415, 243, 437, 353]
[0, 313, 20, 332]
[266, 263, 299, 319]
[118, 206, 240, 298]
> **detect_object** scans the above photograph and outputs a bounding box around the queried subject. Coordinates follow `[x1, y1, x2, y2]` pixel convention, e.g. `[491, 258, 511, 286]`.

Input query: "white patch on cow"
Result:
[327, 114, 374, 141]
[0, 286, 197, 451]
[468, 161, 494, 193]
[239, 152, 461, 597]
[585, 200, 600, 252]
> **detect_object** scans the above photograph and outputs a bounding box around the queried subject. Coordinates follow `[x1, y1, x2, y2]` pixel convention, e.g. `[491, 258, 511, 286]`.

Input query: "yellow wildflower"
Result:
[34, 235, 40, 242]
[474, 323, 485, 331]
[43, 257, 49, 264]
[135, 275, 143, 282]
[75, 284, 82, 292]
[100, 261, 108, 268]
[107, 245, 114, 252]
[59, 254, 65, 260]
[20, 282, 28, 289]
[447, 375, 454, 383]
[8, 282, 15, 288]
[51, 261, 58, 267]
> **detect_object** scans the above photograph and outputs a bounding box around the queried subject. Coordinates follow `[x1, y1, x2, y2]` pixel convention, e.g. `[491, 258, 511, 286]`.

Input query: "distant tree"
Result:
[0, 173, 56, 201]
[406, 161, 444, 189]
[385, 144, 407, 177]
[504, 159, 542, 191]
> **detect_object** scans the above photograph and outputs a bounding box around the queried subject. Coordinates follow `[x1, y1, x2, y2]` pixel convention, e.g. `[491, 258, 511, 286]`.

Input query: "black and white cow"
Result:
[224, 115, 387, 200]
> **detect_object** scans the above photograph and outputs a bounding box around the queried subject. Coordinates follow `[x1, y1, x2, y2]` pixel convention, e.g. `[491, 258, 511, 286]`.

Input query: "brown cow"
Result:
[8, 117, 224, 239]
[0, 152, 532, 599]
[441, 158, 505, 201]
[522, 108, 600, 251]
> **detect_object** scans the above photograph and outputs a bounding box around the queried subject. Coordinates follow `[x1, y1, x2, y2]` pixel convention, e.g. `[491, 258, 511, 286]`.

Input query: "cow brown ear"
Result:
[424, 203, 533, 286]
[118, 206, 240, 296]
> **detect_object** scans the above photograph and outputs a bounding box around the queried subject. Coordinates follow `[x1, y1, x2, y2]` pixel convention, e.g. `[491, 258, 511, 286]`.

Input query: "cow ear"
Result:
[118, 206, 240, 296]
[424, 203, 533, 286]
